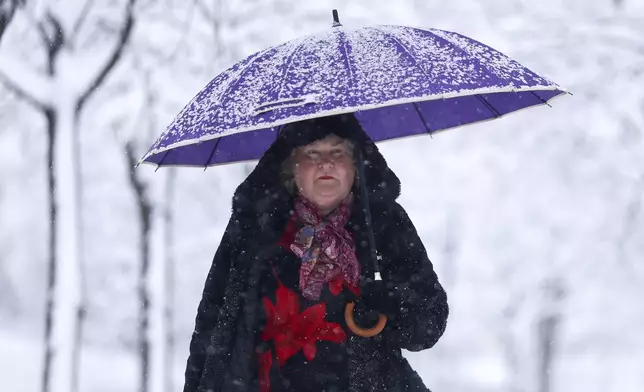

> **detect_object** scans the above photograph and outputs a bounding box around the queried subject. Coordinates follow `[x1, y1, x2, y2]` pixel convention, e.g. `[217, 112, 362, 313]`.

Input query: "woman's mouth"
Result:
[318, 175, 334, 180]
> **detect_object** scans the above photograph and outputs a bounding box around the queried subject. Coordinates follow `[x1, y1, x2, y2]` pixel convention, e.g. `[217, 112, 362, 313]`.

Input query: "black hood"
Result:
[230, 113, 401, 243]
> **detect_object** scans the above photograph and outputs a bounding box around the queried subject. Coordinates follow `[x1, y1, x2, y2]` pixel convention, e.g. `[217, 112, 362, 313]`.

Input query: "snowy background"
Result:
[1, 1, 643, 392]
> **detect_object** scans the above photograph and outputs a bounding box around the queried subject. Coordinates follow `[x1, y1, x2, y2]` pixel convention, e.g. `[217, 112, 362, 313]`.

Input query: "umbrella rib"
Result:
[276, 37, 310, 99]
[336, 30, 356, 88]
[213, 47, 275, 110]
[529, 91, 553, 107]
[429, 30, 512, 89]
[375, 26, 432, 79]
[377, 25, 447, 138]
[203, 137, 223, 170]
[475, 95, 501, 118]
[154, 150, 171, 172]
[413, 102, 433, 138]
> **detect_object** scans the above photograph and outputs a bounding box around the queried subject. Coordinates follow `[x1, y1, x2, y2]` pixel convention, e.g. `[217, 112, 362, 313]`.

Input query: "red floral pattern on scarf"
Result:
[291, 194, 360, 300]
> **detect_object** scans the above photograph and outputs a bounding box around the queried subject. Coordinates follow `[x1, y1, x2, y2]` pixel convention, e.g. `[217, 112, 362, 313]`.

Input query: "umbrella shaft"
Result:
[354, 146, 381, 277]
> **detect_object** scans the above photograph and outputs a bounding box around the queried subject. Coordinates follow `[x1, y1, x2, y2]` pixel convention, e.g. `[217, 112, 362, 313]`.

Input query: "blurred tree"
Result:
[0, 182, 19, 316]
[440, 215, 460, 288]
[0, 1, 137, 391]
[97, 3, 197, 390]
[0, 0, 25, 42]
[536, 277, 566, 392]
[617, 170, 644, 278]
[120, 68, 176, 392]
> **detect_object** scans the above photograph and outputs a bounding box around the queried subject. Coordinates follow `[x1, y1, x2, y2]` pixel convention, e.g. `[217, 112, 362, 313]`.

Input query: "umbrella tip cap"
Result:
[332, 9, 341, 27]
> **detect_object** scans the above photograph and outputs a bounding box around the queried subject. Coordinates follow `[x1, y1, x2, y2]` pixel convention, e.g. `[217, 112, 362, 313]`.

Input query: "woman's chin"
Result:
[309, 194, 343, 210]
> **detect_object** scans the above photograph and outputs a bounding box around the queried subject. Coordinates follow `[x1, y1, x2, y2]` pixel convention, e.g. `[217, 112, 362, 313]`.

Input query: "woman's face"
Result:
[293, 134, 356, 214]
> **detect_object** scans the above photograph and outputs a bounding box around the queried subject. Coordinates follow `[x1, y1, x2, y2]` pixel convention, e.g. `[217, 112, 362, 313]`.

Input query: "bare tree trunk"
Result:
[126, 142, 174, 392]
[125, 142, 171, 392]
[536, 278, 566, 392]
[0, 2, 138, 390]
[125, 144, 153, 392]
[0, 177, 18, 312]
[616, 169, 644, 279]
[127, 67, 171, 392]
[499, 295, 525, 392]
[71, 109, 88, 392]
[149, 180, 168, 392]
[35, 19, 84, 388]
[41, 107, 57, 392]
[537, 315, 557, 392]
[163, 168, 176, 392]
[44, 97, 83, 392]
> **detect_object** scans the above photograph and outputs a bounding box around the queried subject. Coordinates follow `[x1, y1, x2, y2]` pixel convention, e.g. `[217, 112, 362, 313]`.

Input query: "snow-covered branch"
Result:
[77, 0, 137, 112]
[69, 0, 97, 47]
[0, 0, 25, 43]
[0, 56, 52, 109]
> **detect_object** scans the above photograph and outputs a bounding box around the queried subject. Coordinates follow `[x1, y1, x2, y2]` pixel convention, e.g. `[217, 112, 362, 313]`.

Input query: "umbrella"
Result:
[140, 10, 569, 336]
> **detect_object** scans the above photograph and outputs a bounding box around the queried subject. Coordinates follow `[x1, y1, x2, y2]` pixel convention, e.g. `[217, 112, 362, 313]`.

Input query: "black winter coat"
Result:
[183, 114, 449, 392]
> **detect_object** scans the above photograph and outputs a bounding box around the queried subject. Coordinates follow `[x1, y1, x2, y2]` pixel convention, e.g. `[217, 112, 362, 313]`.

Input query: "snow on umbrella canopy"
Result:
[140, 12, 567, 168]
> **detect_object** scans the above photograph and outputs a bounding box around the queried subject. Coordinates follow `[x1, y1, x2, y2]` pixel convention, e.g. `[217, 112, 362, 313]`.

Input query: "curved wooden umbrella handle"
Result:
[344, 302, 387, 338]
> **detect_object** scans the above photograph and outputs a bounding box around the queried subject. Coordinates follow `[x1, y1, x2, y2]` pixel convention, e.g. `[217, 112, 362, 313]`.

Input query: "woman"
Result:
[184, 114, 449, 392]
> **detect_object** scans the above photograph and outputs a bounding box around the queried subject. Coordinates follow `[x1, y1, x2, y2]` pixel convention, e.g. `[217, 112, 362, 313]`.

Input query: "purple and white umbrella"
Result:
[140, 11, 570, 338]
[140, 11, 568, 167]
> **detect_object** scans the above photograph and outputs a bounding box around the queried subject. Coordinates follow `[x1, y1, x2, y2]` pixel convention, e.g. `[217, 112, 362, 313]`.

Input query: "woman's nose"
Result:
[319, 155, 335, 168]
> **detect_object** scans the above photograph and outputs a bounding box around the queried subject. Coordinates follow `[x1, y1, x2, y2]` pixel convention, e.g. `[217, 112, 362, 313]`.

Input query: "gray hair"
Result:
[280, 139, 355, 195]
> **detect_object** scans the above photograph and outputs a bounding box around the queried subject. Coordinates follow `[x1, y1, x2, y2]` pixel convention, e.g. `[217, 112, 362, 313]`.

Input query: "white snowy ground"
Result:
[0, 327, 185, 392]
[2, 325, 642, 392]
[0, 326, 496, 392]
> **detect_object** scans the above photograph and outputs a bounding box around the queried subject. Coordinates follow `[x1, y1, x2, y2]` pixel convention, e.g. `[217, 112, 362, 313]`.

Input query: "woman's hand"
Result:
[359, 280, 399, 318]
[374, 202, 449, 351]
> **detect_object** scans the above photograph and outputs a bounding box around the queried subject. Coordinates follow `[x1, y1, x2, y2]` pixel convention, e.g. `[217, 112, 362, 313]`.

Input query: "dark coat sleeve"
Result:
[378, 201, 449, 352]
[184, 217, 240, 392]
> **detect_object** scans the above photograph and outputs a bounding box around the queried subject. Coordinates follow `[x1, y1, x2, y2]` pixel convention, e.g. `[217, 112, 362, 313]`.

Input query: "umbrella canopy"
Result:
[140, 12, 567, 167]
[139, 11, 570, 339]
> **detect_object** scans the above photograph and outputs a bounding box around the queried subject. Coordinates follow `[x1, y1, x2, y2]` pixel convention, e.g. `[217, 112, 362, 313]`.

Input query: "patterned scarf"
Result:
[290, 194, 360, 300]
